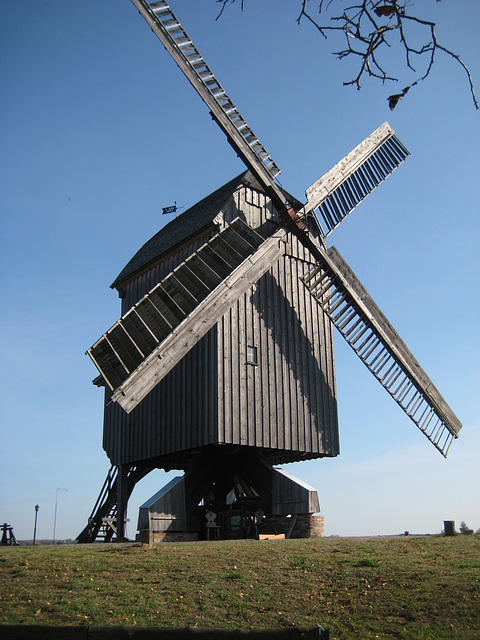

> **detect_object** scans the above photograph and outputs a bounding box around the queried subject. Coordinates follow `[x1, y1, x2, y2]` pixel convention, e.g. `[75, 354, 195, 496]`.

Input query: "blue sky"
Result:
[1, 1, 479, 541]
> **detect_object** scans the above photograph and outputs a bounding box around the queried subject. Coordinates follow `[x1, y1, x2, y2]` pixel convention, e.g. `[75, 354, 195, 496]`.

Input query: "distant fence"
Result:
[0, 625, 329, 640]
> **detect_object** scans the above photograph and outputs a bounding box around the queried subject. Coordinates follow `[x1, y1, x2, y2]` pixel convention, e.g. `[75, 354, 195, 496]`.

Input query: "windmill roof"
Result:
[111, 171, 254, 289]
[111, 171, 302, 289]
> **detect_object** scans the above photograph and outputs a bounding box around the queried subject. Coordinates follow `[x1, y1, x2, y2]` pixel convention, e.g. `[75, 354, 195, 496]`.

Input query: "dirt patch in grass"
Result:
[1, 536, 479, 639]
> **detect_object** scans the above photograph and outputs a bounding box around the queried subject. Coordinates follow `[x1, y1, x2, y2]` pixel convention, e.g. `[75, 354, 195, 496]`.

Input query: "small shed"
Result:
[137, 476, 186, 533]
[272, 469, 320, 515]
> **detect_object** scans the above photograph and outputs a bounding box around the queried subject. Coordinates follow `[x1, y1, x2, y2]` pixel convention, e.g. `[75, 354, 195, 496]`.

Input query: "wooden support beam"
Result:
[116, 465, 128, 540]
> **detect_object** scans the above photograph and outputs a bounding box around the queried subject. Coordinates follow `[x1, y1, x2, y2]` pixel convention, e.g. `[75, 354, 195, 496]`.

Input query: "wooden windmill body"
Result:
[77, 1, 462, 543]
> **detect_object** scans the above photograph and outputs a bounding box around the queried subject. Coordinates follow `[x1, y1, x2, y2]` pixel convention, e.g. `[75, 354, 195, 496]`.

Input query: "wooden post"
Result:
[116, 465, 128, 540]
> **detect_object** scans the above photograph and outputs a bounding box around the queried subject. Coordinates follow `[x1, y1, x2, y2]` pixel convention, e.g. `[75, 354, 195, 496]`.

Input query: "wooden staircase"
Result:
[77, 465, 152, 543]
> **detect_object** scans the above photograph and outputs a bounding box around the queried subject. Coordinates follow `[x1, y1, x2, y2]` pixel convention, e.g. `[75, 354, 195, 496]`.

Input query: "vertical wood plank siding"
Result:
[103, 328, 218, 466]
[216, 187, 338, 459]
[103, 184, 339, 467]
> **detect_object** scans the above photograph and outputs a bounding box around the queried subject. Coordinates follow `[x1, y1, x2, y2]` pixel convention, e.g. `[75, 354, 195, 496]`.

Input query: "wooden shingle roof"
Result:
[111, 171, 259, 289]
[111, 171, 302, 290]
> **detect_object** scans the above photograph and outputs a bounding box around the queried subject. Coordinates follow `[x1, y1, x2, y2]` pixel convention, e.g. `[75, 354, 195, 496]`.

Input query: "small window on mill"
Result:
[247, 345, 258, 365]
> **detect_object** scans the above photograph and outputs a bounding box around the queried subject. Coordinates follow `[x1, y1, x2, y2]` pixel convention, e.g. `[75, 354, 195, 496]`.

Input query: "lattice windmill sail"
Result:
[89, 220, 288, 412]
[78, 0, 462, 542]
[303, 122, 410, 236]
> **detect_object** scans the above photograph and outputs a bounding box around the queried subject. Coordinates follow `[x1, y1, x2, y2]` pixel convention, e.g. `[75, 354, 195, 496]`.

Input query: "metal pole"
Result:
[53, 488, 68, 543]
[33, 505, 39, 545]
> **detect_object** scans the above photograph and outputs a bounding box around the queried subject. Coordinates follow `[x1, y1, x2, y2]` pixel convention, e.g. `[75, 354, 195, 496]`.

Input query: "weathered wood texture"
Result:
[108, 227, 288, 412]
[305, 122, 395, 210]
[272, 469, 320, 516]
[137, 476, 186, 532]
[102, 179, 339, 467]
[304, 122, 410, 237]
[217, 240, 337, 456]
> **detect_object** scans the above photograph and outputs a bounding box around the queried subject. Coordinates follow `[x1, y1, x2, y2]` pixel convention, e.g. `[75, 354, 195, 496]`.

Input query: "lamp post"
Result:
[33, 505, 39, 545]
[53, 487, 68, 543]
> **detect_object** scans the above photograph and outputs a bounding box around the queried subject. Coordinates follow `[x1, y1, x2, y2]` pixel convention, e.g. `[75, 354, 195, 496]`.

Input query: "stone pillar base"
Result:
[262, 514, 324, 538]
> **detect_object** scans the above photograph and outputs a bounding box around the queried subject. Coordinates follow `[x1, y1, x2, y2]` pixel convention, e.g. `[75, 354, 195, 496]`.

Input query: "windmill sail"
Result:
[304, 122, 410, 237]
[88, 220, 287, 413]
[303, 245, 462, 456]
[130, 0, 307, 233]
[130, 1, 280, 186]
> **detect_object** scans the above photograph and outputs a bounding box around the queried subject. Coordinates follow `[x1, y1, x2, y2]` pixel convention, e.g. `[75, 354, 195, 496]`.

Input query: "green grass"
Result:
[1, 535, 479, 639]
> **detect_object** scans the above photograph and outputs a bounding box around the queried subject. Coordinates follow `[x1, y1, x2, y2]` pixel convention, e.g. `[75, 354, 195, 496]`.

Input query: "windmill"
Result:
[77, 0, 461, 543]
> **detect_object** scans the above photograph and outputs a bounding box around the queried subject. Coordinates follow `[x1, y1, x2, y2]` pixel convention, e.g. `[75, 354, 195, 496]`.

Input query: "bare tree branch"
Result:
[217, 0, 478, 110]
[296, 0, 479, 109]
[215, 0, 244, 20]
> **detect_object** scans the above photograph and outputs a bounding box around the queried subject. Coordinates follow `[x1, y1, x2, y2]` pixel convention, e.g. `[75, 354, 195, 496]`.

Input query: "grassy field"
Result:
[0, 535, 479, 639]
